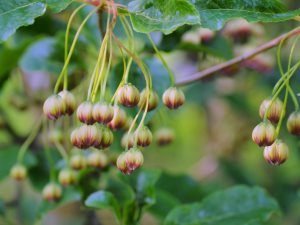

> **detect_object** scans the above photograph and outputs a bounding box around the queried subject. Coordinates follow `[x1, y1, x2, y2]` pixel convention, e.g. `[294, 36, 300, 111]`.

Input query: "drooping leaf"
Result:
[0, 0, 73, 42]
[0, 1, 46, 42]
[85, 190, 121, 220]
[46, 0, 73, 13]
[127, 0, 300, 34]
[128, 0, 201, 34]
[194, 0, 300, 30]
[164, 186, 280, 225]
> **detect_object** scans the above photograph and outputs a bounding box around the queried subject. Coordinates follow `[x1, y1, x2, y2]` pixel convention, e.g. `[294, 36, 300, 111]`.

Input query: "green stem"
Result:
[146, 33, 175, 86]
[276, 87, 288, 136]
[54, 141, 70, 166]
[63, 4, 86, 90]
[42, 119, 55, 182]
[54, 5, 100, 94]
[17, 116, 42, 163]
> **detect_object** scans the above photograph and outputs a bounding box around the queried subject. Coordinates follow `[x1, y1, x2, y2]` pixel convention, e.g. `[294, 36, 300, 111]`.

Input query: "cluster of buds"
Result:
[43, 91, 76, 120]
[252, 98, 288, 166]
[116, 147, 144, 175]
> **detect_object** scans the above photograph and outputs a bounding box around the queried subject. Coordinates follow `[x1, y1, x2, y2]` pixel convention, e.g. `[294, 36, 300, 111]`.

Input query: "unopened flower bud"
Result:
[121, 133, 135, 149]
[135, 126, 152, 147]
[124, 147, 144, 172]
[58, 169, 76, 186]
[117, 83, 140, 107]
[77, 101, 94, 124]
[108, 106, 127, 130]
[155, 128, 174, 146]
[138, 89, 159, 111]
[223, 19, 253, 42]
[94, 126, 113, 149]
[287, 111, 300, 136]
[116, 152, 129, 174]
[71, 125, 101, 149]
[259, 98, 283, 123]
[92, 102, 114, 124]
[42, 183, 62, 201]
[116, 147, 143, 175]
[43, 95, 66, 120]
[87, 151, 108, 169]
[10, 164, 27, 181]
[58, 90, 76, 115]
[264, 140, 288, 166]
[162, 87, 185, 109]
[124, 117, 134, 131]
[48, 129, 63, 145]
[70, 154, 87, 170]
[252, 121, 276, 147]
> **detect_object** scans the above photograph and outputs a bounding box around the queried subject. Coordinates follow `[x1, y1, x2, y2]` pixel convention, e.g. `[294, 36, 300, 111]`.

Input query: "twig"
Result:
[176, 27, 300, 86]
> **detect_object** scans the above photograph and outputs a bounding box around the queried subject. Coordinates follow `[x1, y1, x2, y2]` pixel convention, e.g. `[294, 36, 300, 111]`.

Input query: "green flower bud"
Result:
[42, 183, 62, 201]
[58, 169, 76, 186]
[259, 98, 283, 123]
[121, 133, 135, 149]
[252, 121, 276, 147]
[10, 164, 27, 181]
[162, 87, 185, 109]
[70, 125, 101, 149]
[117, 83, 140, 107]
[138, 89, 159, 111]
[43, 95, 66, 120]
[70, 154, 87, 170]
[92, 102, 114, 124]
[124, 147, 144, 172]
[287, 111, 300, 136]
[58, 90, 76, 115]
[108, 106, 127, 130]
[77, 101, 94, 124]
[263, 140, 288, 166]
[87, 151, 108, 169]
[94, 126, 113, 149]
[135, 126, 152, 147]
[155, 128, 174, 146]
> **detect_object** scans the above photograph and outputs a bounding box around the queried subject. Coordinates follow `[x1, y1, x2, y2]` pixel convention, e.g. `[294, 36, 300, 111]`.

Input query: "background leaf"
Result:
[164, 186, 280, 225]
[129, 0, 200, 34]
[85, 190, 121, 219]
[0, 1, 46, 42]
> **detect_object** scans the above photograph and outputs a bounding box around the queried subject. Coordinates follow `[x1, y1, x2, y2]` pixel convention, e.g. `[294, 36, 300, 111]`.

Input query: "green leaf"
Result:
[106, 178, 135, 207]
[127, 0, 300, 34]
[149, 189, 180, 219]
[85, 191, 121, 219]
[0, 146, 37, 181]
[194, 0, 300, 30]
[164, 186, 280, 225]
[0, 1, 46, 42]
[46, 0, 73, 13]
[128, 0, 200, 34]
[0, 0, 73, 42]
[120, 169, 161, 207]
[156, 172, 204, 203]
